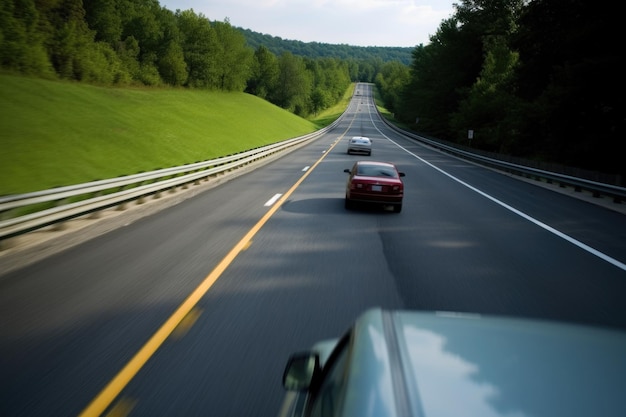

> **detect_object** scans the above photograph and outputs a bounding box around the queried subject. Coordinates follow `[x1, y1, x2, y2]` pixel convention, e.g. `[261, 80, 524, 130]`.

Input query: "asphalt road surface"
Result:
[2, 83, 625, 417]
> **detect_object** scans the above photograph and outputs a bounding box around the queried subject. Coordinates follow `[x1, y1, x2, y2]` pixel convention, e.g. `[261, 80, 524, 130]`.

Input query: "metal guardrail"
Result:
[378, 115, 626, 205]
[0, 119, 341, 241]
[3, 104, 623, 244]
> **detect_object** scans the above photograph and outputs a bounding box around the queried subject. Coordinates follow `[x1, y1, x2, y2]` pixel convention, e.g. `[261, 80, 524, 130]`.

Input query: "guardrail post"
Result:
[3, 122, 622, 243]
[0, 237, 13, 251]
[52, 221, 68, 231]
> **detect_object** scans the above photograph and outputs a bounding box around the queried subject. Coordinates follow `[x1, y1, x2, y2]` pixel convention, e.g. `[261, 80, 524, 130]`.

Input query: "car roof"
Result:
[330, 308, 626, 417]
[350, 137, 371, 144]
[355, 160, 394, 168]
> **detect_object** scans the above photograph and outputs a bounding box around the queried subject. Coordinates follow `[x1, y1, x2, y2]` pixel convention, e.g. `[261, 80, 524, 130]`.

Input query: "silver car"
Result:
[346, 136, 372, 155]
[280, 308, 626, 417]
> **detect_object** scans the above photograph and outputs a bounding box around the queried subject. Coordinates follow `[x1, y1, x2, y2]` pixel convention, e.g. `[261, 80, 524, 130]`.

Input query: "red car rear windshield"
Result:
[356, 165, 398, 178]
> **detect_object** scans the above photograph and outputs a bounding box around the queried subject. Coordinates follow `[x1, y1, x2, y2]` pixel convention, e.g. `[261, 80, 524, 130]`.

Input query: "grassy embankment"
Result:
[0, 74, 355, 196]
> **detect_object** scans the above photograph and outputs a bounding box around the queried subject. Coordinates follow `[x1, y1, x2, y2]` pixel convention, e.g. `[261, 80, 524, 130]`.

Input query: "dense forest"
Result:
[238, 28, 413, 65]
[376, 0, 623, 181]
[1, 0, 623, 180]
[0, 0, 365, 116]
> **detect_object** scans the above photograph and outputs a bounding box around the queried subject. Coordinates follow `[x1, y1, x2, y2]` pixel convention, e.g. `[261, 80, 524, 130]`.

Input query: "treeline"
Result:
[376, 0, 623, 179]
[0, 0, 358, 116]
[240, 28, 413, 85]
[238, 28, 413, 65]
[3, 0, 621, 178]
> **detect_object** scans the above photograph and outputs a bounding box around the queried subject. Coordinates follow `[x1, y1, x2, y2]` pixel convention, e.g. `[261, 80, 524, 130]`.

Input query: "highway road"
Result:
[1, 83, 626, 417]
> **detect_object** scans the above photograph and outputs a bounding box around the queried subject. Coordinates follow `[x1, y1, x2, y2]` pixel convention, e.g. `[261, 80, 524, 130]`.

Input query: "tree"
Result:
[399, 18, 482, 138]
[0, 0, 54, 76]
[83, 0, 123, 45]
[247, 45, 279, 99]
[314, 57, 350, 103]
[118, 0, 164, 84]
[177, 9, 213, 88]
[400, 0, 522, 141]
[158, 40, 187, 85]
[450, 36, 520, 152]
[447, 0, 524, 147]
[154, 6, 186, 86]
[375, 60, 410, 114]
[511, 0, 623, 175]
[209, 20, 252, 91]
[274, 52, 312, 115]
[310, 88, 330, 115]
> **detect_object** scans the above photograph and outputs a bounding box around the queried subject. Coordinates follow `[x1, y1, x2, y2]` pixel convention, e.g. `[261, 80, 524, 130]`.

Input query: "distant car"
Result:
[346, 136, 371, 155]
[280, 308, 626, 417]
[344, 160, 405, 212]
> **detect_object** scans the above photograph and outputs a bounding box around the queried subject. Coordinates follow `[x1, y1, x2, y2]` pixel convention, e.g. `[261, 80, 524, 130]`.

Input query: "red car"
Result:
[344, 161, 405, 213]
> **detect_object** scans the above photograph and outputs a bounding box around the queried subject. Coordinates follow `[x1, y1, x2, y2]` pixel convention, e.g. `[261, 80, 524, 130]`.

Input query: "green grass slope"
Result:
[0, 74, 346, 195]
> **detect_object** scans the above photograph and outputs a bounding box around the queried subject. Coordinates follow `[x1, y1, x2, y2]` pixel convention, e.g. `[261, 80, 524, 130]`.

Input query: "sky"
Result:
[160, 0, 458, 48]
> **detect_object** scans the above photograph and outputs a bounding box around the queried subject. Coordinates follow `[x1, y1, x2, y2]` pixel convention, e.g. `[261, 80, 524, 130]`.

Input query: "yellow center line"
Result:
[79, 125, 352, 417]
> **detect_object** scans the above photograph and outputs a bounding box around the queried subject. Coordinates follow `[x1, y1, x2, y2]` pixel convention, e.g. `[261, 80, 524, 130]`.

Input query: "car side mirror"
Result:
[344, 169, 351, 173]
[282, 352, 321, 391]
[399, 172, 405, 177]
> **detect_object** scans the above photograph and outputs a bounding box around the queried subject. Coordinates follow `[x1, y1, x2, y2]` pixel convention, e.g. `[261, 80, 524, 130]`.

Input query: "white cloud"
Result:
[161, 0, 455, 47]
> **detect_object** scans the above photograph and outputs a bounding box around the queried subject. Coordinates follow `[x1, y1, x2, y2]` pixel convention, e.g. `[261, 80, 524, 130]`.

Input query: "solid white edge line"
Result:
[366, 108, 626, 272]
